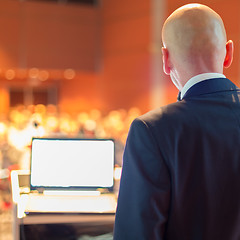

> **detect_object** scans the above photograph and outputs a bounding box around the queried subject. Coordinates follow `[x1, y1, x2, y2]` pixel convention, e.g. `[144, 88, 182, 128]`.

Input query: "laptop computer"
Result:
[24, 137, 117, 214]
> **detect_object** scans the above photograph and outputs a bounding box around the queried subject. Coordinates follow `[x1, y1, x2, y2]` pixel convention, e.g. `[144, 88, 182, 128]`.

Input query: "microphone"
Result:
[177, 92, 181, 101]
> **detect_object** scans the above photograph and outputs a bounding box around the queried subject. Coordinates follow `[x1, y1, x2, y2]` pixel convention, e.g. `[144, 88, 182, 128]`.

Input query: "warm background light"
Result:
[0, 0, 239, 239]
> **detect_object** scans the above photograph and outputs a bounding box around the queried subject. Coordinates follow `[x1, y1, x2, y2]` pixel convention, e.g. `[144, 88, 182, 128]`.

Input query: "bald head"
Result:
[162, 4, 233, 89]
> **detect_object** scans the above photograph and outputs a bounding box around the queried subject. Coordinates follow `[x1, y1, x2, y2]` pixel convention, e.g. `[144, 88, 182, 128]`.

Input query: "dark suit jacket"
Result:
[114, 78, 240, 240]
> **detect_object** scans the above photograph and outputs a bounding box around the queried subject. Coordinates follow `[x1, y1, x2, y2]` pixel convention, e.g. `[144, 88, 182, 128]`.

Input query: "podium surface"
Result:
[11, 170, 116, 240]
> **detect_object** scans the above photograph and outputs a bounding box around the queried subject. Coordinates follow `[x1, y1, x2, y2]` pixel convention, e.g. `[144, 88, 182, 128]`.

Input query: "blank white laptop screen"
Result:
[30, 138, 115, 191]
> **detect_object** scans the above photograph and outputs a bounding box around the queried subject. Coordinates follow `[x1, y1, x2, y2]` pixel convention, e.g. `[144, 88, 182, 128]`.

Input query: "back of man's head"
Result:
[161, 4, 232, 89]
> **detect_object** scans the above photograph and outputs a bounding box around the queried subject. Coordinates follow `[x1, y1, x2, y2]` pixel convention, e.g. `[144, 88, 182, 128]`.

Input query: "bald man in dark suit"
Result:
[114, 3, 240, 240]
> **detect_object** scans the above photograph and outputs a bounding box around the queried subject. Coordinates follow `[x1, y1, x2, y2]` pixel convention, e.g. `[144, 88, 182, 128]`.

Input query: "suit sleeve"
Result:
[114, 118, 171, 240]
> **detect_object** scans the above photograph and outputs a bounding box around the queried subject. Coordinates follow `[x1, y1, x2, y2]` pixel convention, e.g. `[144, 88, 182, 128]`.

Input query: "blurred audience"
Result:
[0, 104, 141, 171]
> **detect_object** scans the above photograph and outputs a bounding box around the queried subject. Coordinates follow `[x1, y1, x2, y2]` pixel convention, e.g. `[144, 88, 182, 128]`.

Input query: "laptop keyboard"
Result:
[23, 193, 117, 214]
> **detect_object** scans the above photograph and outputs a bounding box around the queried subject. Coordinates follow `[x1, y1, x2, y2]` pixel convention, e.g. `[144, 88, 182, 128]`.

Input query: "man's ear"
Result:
[162, 47, 171, 75]
[224, 40, 234, 68]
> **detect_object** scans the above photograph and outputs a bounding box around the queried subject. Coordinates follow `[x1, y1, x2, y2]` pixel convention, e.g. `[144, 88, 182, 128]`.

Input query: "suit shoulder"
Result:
[137, 102, 186, 125]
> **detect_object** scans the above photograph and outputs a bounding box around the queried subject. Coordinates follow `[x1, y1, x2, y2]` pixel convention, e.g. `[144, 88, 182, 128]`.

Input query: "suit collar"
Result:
[180, 73, 226, 100]
[181, 78, 240, 100]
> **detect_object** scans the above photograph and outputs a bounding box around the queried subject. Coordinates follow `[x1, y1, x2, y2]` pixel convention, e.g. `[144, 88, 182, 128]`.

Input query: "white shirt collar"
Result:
[180, 73, 226, 100]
